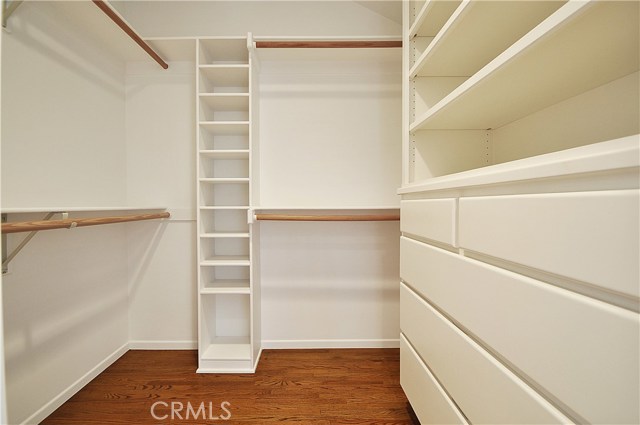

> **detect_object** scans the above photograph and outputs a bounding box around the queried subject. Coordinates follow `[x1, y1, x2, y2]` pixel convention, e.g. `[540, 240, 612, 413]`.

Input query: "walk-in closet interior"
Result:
[0, 1, 638, 424]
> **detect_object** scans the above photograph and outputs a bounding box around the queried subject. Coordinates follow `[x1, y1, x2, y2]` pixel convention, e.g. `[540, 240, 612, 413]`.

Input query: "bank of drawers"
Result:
[399, 190, 640, 424]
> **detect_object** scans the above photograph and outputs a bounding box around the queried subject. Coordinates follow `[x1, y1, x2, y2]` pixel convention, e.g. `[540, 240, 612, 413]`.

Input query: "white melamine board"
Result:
[200, 257, 250, 266]
[458, 190, 640, 298]
[491, 71, 640, 164]
[411, 1, 639, 131]
[259, 221, 400, 346]
[409, 0, 461, 38]
[399, 135, 640, 194]
[412, 130, 489, 180]
[199, 122, 249, 135]
[201, 340, 251, 361]
[401, 284, 572, 424]
[46, 1, 151, 63]
[200, 150, 249, 160]
[1, 206, 166, 214]
[400, 199, 456, 246]
[258, 49, 401, 207]
[400, 336, 468, 425]
[411, 1, 564, 77]
[411, 77, 467, 120]
[400, 239, 640, 424]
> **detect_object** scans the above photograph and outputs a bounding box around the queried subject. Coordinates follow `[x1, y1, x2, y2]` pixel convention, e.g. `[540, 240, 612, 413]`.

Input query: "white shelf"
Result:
[201, 284, 251, 295]
[253, 206, 399, 212]
[410, 1, 639, 131]
[200, 206, 249, 210]
[199, 94, 249, 111]
[399, 135, 640, 194]
[200, 232, 250, 238]
[201, 337, 251, 361]
[409, 0, 462, 38]
[199, 65, 249, 89]
[200, 256, 251, 266]
[199, 178, 249, 184]
[1, 206, 166, 214]
[410, 1, 563, 77]
[199, 122, 249, 135]
[199, 150, 249, 160]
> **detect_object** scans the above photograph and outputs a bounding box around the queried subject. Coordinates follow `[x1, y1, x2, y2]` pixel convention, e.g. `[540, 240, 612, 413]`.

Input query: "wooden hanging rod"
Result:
[2, 212, 170, 234]
[255, 214, 400, 222]
[92, 0, 168, 69]
[255, 41, 402, 49]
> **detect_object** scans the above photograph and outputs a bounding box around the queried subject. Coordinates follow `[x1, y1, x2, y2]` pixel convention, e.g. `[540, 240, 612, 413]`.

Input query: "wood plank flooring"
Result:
[42, 349, 416, 424]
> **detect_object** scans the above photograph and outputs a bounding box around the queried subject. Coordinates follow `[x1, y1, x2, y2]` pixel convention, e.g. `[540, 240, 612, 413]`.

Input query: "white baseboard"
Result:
[128, 340, 197, 350]
[22, 343, 129, 425]
[261, 339, 400, 349]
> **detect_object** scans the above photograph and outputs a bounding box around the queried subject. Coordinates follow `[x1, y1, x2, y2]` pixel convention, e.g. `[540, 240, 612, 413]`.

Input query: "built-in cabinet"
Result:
[196, 35, 261, 373]
[400, 1, 639, 424]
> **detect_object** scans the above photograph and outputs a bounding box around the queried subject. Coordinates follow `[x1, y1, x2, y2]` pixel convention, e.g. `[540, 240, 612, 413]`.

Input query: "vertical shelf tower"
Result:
[196, 34, 261, 373]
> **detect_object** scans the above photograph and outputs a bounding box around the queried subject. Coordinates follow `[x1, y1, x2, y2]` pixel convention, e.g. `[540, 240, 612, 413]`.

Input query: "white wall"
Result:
[124, 61, 197, 348]
[121, 1, 401, 38]
[257, 48, 402, 346]
[1, 2, 129, 423]
[1, 2, 127, 208]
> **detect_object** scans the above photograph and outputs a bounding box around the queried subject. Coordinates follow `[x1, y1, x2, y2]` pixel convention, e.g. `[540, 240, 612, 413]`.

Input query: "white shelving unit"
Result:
[196, 35, 260, 373]
[404, 0, 639, 183]
[400, 1, 639, 424]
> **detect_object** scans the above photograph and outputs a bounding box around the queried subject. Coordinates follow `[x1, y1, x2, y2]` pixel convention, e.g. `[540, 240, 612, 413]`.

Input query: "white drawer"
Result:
[400, 199, 457, 246]
[401, 283, 572, 424]
[401, 237, 640, 425]
[400, 335, 468, 425]
[458, 190, 639, 297]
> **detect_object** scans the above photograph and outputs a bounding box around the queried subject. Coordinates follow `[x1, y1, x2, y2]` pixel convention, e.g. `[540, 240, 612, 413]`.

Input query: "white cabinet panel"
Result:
[401, 238, 640, 424]
[458, 190, 640, 297]
[400, 335, 468, 425]
[400, 284, 571, 424]
[400, 199, 456, 246]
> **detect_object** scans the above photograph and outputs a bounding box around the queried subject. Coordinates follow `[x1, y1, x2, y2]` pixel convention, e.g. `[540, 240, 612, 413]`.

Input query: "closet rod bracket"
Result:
[2, 0, 23, 29]
[2, 211, 57, 274]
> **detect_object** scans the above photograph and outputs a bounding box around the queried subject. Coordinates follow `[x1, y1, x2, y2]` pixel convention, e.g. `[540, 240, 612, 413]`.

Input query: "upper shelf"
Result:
[410, 0, 564, 77]
[398, 134, 640, 194]
[1, 206, 166, 214]
[410, 0, 639, 132]
[409, 0, 461, 38]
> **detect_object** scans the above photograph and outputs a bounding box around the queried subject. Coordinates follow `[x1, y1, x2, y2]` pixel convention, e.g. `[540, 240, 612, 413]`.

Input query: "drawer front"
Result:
[400, 284, 571, 424]
[458, 190, 639, 297]
[401, 237, 640, 425]
[400, 199, 456, 246]
[400, 335, 468, 425]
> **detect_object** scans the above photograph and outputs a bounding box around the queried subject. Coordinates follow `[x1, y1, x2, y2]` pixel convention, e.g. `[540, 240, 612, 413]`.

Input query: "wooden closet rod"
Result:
[255, 214, 400, 222]
[92, 0, 169, 69]
[255, 41, 402, 49]
[2, 212, 170, 234]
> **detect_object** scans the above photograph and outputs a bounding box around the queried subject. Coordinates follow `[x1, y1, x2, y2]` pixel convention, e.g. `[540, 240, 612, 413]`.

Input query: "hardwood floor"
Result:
[42, 349, 416, 424]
